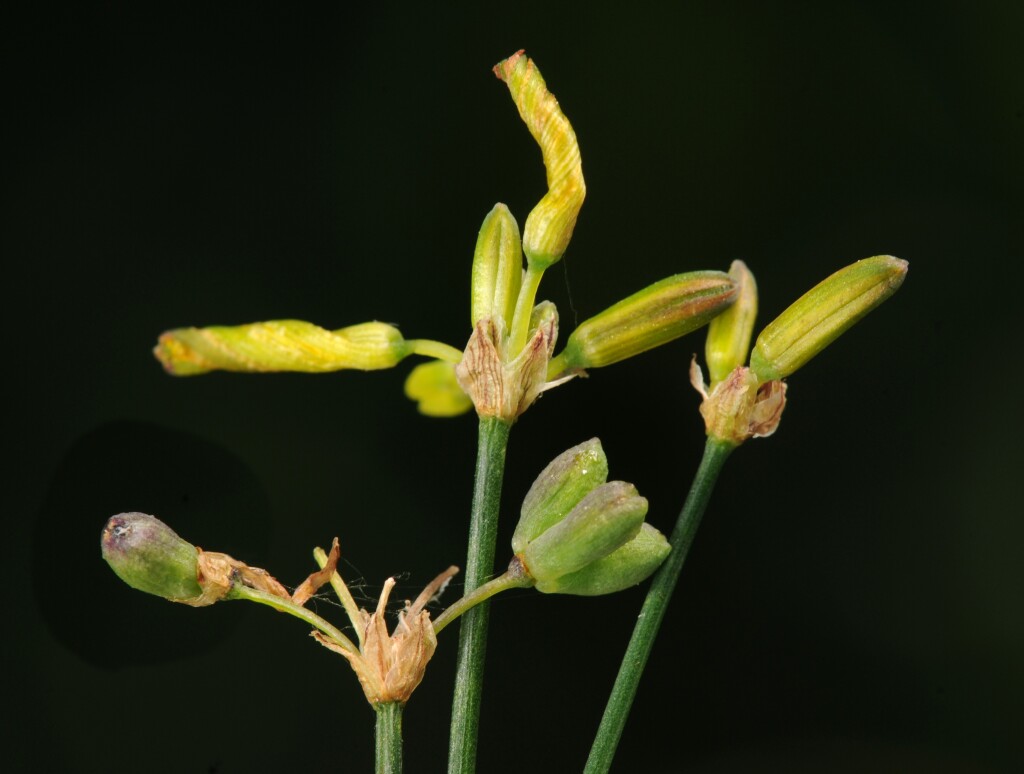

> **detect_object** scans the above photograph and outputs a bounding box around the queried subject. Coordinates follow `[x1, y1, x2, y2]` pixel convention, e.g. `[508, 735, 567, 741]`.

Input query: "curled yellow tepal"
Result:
[494, 50, 585, 269]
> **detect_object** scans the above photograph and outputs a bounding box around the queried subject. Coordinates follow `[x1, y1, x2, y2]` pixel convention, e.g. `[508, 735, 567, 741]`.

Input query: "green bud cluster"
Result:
[513, 439, 670, 595]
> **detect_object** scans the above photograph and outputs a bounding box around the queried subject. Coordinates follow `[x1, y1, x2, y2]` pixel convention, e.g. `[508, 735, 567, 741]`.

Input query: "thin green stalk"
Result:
[313, 545, 365, 649]
[375, 701, 404, 774]
[448, 416, 512, 774]
[228, 584, 358, 655]
[585, 437, 734, 774]
[407, 339, 464, 363]
[433, 563, 534, 635]
[507, 263, 545, 356]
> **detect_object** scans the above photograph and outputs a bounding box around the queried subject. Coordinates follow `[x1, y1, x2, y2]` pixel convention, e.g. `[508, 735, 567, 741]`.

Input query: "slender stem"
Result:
[447, 417, 512, 774]
[228, 584, 359, 655]
[584, 437, 734, 774]
[313, 545, 365, 649]
[546, 350, 572, 380]
[375, 701, 404, 774]
[507, 264, 545, 357]
[407, 339, 464, 363]
[433, 563, 534, 635]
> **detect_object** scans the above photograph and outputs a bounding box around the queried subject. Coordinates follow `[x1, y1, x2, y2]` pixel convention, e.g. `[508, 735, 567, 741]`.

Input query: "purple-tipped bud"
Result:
[101, 513, 202, 602]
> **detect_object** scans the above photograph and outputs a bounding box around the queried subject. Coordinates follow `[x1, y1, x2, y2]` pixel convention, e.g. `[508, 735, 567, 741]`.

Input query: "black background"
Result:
[10, 3, 1023, 772]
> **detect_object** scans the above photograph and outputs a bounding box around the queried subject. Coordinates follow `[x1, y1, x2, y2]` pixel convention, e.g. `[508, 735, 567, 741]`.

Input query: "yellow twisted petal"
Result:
[154, 320, 411, 376]
[494, 50, 585, 269]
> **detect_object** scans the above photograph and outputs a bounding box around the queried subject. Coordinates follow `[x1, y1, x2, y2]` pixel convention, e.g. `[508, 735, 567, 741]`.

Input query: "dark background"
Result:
[9, 2, 1022, 772]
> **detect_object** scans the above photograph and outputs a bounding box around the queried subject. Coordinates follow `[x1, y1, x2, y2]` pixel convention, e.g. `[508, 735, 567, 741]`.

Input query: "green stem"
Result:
[228, 584, 359, 655]
[313, 545, 365, 649]
[584, 437, 734, 774]
[447, 416, 512, 774]
[375, 701, 404, 774]
[433, 561, 534, 636]
[407, 339, 464, 363]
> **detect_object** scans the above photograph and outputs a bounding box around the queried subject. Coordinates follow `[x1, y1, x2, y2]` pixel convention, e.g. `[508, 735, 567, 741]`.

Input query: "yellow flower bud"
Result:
[552, 271, 737, 374]
[154, 320, 410, 375]
[750, 256, 908, 381]
[705, 260, 758, 385]
[470, 203, 523, 328]
[404, 360, 473, 417]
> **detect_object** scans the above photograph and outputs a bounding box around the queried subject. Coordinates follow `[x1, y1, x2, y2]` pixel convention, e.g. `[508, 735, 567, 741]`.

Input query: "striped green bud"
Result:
[522, 481, 647, 586]
[552, 271, 738, 374]
[470, 203, 523, 328]
[512, 438, 609, 554]
[535, 523, 670, 596]
[101, 512, 201, 602]
[494, 51, 585, 269]
[750, 256, 908, 381]
[706, 260, 758, 385]
[154, 320, 411, 376]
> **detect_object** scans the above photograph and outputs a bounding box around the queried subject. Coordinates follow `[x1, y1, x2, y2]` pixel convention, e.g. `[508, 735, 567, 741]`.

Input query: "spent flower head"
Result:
[102, 513, 458, 707]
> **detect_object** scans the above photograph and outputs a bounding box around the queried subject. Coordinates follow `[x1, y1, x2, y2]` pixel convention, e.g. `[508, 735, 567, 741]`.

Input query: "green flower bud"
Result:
[470, 203, 523, 328]
[521, 481, 647, 584]
[750, 255, 908, 381]
[512, 438, 609, 554]
[535, 523, 670, 595]
[552, 271, 738, 374]
[101, 512, 201, 602]
[706, 260, 758, 385]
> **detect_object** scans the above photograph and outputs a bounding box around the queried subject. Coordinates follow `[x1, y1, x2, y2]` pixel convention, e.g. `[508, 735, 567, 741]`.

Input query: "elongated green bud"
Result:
[154, 320, 411, 376]
[470, 203, 523, 328]
[512, 438, 608, 554]
[521, 481, 647, 584]
[552, 271, 738, 374]
[706, 260, 758, 385]
[101, 512, 201, 602]
[535, 523, 670, 595]
[750, 256, 908, 381]
[494, 51, 585, 269]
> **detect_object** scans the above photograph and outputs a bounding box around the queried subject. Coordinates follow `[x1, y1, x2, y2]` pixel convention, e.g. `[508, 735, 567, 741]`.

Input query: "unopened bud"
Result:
[101, 512, 201, 602]
[750, 256, 908, 381]
[155, 320, 410, 376]
[404, 360, 473, 417]
[512, 438, 609, 554]
[470, 204, 523, 329]
[521, 481, 647, 585]
[706, 260, 758, 385]
[535, 523, 670, 595]
[494, 51, 585, 269]
[553, 271, 737, 374]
